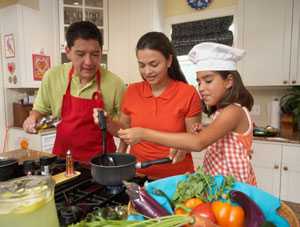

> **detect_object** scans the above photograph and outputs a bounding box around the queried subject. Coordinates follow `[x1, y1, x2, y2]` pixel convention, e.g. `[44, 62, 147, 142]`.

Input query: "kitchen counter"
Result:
[254, 131, 300, 144]
[0, 149, 54, 164]
[10, 126, 56, 135]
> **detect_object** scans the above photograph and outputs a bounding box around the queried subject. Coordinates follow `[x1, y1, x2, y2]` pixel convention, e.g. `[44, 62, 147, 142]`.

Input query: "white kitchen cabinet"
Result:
[107, 0, 164, 84]
[237, 0, 294, 86]
[58, 0, 108, 53]
[252, 142, 282, 197]
[290, 0, 300, 85]
[0, 0, 59, 88]
[252, 140, 300, 203]
[7, 127, 56, 153]
[280, 144, 300, 203]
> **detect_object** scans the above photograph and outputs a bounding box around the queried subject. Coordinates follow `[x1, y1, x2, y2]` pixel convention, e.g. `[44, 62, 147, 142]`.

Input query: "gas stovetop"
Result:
[52, 160, 147, 227]
[13, 157, 147, 226]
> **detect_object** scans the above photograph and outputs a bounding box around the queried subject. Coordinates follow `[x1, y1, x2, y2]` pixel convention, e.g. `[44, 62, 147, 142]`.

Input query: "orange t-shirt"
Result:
[121, 80, 201, 179]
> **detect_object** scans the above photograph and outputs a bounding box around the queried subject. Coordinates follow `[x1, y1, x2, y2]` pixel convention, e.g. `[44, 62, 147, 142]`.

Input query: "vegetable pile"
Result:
[70, 168, 273, 227]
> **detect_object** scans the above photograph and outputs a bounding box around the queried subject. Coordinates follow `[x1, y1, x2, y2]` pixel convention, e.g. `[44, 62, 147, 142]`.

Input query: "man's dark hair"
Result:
[66, 21, 103, 48]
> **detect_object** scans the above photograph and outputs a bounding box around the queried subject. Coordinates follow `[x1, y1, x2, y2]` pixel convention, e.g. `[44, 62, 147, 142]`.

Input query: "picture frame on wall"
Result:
[4, 33, 15, 58]
[32, 54, 51, 81]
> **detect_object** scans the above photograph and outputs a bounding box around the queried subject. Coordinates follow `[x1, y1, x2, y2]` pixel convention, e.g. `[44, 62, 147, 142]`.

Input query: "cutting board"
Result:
[52, 171, 81, 185]
[0, 149, 55, 164]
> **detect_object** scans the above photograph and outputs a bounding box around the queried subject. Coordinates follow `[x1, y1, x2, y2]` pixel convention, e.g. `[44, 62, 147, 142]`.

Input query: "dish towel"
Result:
[129, 174, 289, 227]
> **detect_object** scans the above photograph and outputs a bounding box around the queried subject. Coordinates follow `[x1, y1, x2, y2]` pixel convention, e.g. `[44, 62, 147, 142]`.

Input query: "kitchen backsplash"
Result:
[248, 87, 288, 127]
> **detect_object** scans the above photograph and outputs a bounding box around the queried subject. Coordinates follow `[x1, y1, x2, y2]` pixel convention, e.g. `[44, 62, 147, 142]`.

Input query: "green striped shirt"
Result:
[33, 62, 126, 119]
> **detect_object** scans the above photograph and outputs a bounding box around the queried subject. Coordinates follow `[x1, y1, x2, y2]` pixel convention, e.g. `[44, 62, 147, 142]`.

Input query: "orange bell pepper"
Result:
[211, 200, 245, 227]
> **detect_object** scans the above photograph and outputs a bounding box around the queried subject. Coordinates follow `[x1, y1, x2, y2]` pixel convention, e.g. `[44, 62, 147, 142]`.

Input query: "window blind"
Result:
[171, 15, 234, 56]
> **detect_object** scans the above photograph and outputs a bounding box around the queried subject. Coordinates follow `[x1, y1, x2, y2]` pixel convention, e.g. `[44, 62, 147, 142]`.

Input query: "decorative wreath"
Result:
[187, 0, 212, 9]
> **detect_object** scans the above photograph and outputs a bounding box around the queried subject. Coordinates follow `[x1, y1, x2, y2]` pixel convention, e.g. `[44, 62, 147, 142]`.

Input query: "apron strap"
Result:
[92, 70, 102, 100]
[66, 66, 75, 95]
[66, 66, 102, 100]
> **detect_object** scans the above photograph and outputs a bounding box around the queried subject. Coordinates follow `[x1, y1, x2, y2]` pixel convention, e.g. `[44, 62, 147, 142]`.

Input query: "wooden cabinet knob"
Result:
[292, 80, 296, 84]
[283, 80, 288, 84]
[274, 164, 279, 169]
[283, 166, 288, 171]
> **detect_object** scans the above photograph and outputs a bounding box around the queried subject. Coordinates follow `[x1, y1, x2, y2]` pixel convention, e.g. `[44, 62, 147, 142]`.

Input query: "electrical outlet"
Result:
[251, 104, 261, 116]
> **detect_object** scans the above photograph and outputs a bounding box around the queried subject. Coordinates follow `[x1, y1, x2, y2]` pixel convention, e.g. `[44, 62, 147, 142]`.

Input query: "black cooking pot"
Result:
[0, 158, 19, 181]
[90, 153, 172, 186]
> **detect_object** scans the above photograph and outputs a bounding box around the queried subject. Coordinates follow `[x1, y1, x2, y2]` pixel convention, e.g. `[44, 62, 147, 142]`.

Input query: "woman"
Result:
[119, 42, 256, 184]
[94, 32, 201, 179]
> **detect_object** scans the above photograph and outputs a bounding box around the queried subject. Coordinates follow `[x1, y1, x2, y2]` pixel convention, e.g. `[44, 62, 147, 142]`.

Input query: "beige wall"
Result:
[0, 0, 38, 9]
[164, 0, 238, 17]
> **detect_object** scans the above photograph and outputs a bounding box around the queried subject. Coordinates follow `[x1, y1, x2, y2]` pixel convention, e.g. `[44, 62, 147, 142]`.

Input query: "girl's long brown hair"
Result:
[203, 71, 254, 116]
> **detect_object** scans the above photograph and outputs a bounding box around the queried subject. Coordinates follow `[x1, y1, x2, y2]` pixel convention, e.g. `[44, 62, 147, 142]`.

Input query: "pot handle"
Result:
[136, 158, 172, 169]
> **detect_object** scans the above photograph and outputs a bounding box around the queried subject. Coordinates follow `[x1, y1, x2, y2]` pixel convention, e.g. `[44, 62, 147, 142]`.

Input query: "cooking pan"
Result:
[0, 158, 19, 181]
[90, 153, 172, 186]
[92, 110, 172, 186]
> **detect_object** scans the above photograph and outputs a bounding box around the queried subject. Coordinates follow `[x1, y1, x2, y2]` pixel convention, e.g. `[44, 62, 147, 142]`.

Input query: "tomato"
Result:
[211, 201, 245, 227]
[175, 207, 187, 215]
[190, 203, 217, 224]
[184, 198, 203, 209]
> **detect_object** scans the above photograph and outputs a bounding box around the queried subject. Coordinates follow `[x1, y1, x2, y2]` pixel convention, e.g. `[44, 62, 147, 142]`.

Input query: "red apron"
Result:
[53, 67, 116, 163]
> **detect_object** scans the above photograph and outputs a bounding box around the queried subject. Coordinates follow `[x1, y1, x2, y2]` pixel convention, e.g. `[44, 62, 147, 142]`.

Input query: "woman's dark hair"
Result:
[203, 71, 254, 115]
[66, 21, 103, 48]
[136, 32, 187, 83]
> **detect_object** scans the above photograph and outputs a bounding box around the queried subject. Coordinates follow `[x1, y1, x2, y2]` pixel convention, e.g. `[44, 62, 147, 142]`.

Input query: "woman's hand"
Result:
[169, 148, 189, 164]
[191, 122, 203, 134]
[118, 128, 144, 145]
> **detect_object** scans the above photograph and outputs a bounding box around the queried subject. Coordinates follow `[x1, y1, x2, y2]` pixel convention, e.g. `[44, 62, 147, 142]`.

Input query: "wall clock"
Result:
[187, 0, 212, 10]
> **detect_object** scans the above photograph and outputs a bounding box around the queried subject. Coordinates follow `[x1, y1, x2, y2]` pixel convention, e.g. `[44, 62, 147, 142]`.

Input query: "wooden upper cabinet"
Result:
[0, 0, 59, 88]
[237, 0, 300, 86]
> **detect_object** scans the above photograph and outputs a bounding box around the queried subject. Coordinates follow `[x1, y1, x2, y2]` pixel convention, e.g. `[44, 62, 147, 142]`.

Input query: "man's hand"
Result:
[23, 110, 44, 134]
[23, 115, 38, 133]
[93, 108, 106, 125]
[169, 148, 189, 164]
[118, 128, 144, 145]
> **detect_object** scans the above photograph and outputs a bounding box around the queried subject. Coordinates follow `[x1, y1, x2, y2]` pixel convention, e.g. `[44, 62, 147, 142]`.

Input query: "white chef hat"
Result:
[188, 42, 246, 71]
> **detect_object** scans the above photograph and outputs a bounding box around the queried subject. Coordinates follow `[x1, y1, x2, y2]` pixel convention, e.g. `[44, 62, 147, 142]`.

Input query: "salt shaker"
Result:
[65, 150, 74, 176]
[23, 160, 35, 176]
[40, 156, 50, 176]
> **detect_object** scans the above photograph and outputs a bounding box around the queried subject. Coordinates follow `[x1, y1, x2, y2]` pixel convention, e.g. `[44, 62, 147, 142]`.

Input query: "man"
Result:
[23, 21, 126, 163]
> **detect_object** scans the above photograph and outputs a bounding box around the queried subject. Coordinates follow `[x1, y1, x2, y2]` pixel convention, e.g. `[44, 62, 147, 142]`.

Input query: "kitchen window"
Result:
[172, 15, 234, 56]
[165, 7, 237, 86]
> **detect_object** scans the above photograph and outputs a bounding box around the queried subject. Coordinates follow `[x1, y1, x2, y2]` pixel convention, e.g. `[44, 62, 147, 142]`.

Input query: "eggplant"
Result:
[230, 190, 265, 227]
[124, 181, 170, 218]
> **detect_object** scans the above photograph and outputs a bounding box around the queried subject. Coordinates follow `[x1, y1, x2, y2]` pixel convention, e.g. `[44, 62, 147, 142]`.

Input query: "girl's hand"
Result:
[191, 122, 203, 134]
[169, 148, 189, 164]
[118, 128, 144, 145]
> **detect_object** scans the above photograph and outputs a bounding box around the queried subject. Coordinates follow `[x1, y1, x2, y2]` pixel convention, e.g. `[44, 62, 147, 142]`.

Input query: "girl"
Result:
[119, 42, 256, 185]
[94, 32, 201, 179]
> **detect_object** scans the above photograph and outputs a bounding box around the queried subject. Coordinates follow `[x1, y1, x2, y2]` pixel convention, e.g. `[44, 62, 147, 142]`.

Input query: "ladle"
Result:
[98, 110, 116, 166]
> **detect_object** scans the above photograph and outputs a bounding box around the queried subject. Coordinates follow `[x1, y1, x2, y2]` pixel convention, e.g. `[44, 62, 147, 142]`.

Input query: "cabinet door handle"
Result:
[283, 166, 288, 171]
[274, 164, 279, 169]
[292, 80, 296, 84]
[283, 80, 288, 84]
